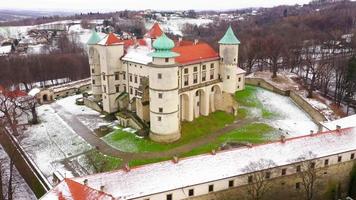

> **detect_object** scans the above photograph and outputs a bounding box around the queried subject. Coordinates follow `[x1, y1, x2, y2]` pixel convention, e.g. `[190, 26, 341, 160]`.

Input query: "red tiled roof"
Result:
[0, 85, 27, 98]
[173, 42, 219, 65]
[58, 179, 114, 200]
[102, 33, 121, 46]
[123, 39, 147, 49]
[145, 23, 163, 39]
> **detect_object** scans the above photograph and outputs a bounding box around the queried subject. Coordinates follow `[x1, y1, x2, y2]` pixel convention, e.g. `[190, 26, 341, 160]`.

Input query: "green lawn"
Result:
[85, 150, 122, 172]
[103, 111, 236, 153]
[234, 85, 276, 119]
[181, 122, 275, 157]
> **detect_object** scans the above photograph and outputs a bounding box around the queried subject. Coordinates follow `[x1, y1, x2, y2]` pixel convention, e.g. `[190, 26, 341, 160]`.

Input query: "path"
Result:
[51, 102, 255, 165]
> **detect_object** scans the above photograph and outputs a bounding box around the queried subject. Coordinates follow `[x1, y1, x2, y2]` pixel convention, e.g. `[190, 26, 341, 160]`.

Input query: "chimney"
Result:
[83, 179, 88, 185]
[100, 185, 105, 191]
[194, 39, 199, 45]
[336, 125, 341, 131]
[123, 163, 130, 172]
[211, 149, 216, 155]
[133, 36, 138, 48]
[280, 135, 286, 143]
[310, 130, 314, 135]
[172, 156, 179, 164]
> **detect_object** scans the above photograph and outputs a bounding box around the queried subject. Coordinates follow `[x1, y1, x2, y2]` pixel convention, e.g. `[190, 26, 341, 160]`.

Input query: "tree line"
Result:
[182, 1, 356, 110]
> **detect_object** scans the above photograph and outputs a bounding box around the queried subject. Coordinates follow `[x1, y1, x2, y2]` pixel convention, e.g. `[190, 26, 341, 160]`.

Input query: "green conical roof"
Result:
[87, 30, 101, 45]
[219, 26, 240, 45]
[149, 33, 179, 58]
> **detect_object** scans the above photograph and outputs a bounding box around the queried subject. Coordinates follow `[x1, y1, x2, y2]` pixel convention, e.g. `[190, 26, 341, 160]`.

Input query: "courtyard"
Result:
[18, 85, 319, 185]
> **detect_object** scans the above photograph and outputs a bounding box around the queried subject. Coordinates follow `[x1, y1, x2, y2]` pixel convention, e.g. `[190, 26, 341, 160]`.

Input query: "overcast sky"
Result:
[0, 0, 311, 12]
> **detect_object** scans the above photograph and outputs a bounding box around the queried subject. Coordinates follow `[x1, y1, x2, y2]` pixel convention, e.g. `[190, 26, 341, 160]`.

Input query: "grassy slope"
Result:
[103, 111, 235, 153]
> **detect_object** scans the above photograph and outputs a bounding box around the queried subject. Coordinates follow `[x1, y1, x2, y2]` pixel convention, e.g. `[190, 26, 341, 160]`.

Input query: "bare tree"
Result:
[0, 157, 16, 200]
[242, 159, 276, 200]
[294, 151, 320, 200]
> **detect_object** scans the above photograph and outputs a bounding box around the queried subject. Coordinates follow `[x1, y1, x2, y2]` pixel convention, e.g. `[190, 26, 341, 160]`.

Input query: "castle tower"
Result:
[87, 30, 103, 101]
[219, 26, 241, 94]
[97, 33, 124, 113]
[148, 33, 181, 143]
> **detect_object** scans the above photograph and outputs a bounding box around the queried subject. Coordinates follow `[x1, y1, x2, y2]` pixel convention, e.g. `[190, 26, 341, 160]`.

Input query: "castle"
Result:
[86, 23, 246, 143]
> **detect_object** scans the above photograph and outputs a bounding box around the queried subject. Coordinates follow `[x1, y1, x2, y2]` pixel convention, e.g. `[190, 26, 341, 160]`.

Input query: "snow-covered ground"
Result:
[19, 104, 94, 183]
[0, 145, 37, 200]
[146, 18, 213, 36]
[55, 94, 109, 131]
[252, 87, 319, 137]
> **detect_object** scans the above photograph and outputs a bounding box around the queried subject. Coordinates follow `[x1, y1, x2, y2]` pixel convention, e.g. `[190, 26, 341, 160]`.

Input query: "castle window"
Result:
[211, 87, 214, 92]
[130, 87, 133, 94]
[210, 70, 214, 80]
[202, 72, 206, 82]
[248, 175, 253, 183]
[165, 58, 169, 63]
[134, 76, 138, 83]
[129, 74, 133, 82]
[194, 66, 198, 72]
[92, 80, 95, 84]
[193, 74, 198, 84]
[195, 91, 199, 96]
[158, 116, 162, 121]
[324, 159, 329, 166]
[184, 75, 189, 86]
[228, 180, 234, 188]
[227, 75, 230, 79]
[115, 85, 120, 93]
[123, 73, 126, 80]
[123, 84, 127, 92]
[184, 68, 188, 74]
[135, 65, 137, 67]
[338, 156, 342, 163]
[265, 171, 271, 179]
[102, 74, 106, 81]
[296, 182, 301, 189]
[91, 68, 94, 73]
[166, 194, 172, 200]
[234, 58, 236, 62]
[296, 165, 301, 172]
[221, 58, 224, 62]
[238, 77, 241, 82]
[158, 93, 163, 99]
[158, 73, 162, 79]
[135, 89, 138, 96]
[281, 168, 287, 176]
[202, 65, 206, 71]
[115, 73, 119, 80]
[103, 86, 106, 93]
[159, 107, 163, 113]
[351, 153, 355, 160]
[188, 189, 194, 196]
[310, 162, 316, 169]
[210, 63, 214, 69]
[208, 184, 214, 192]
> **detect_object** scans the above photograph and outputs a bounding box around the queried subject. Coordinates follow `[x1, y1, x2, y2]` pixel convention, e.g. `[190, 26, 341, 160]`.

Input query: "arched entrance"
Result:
[180, 93, 190, 121]
[43, 94, 48, 102]
[210, 85, 222, 112]
[194, 89, 208, 118]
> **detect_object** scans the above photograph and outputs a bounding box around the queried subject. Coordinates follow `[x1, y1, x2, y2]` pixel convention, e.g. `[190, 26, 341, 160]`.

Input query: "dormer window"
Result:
[165, 58, 169, 63]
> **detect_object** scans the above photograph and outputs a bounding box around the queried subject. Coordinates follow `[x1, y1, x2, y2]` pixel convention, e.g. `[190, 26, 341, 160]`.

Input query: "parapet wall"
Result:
[245, 78, 327, 126]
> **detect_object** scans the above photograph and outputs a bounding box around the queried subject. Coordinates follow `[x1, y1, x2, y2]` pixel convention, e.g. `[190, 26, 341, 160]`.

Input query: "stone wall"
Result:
[187, 160, 355, 200]
[83, 97, 103, 112]
[245, 77, 327, 125]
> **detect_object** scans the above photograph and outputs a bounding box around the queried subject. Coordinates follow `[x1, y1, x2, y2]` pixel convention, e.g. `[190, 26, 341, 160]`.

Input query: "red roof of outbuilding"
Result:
[53, 179, 114, 200]
[173, 42, 219, 65]
[123, 39, 147, 49]
[0, 85, 27, 98]
[145, 23, 163, 39]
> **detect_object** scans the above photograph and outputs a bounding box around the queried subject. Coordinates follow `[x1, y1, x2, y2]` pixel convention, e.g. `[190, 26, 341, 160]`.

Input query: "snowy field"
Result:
[0, 145, 37, 200]
[19, 104, 94, 183]
[145, 18, 213, 36]
[249, 87, 318, 137]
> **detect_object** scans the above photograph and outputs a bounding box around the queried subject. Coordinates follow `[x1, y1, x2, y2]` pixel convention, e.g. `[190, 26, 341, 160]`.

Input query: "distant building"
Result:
[85, 23, 246, 143]
[41, 127, 356, 200]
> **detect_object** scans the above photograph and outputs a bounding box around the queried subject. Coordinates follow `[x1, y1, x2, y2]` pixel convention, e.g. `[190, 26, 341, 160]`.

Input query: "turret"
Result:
[219, 26, 242, 94]
[87, 30, 102, 101]
[148, 33, 181, 143]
